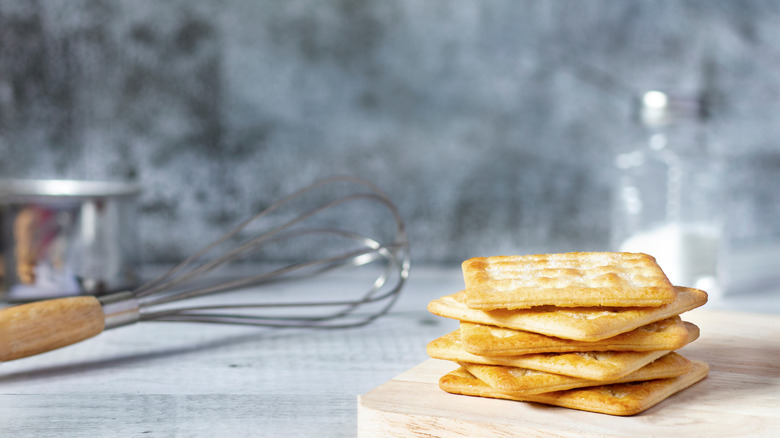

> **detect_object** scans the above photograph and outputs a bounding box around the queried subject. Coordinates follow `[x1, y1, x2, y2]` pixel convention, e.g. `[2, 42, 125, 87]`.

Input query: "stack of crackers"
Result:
[426, 252, 708, 416]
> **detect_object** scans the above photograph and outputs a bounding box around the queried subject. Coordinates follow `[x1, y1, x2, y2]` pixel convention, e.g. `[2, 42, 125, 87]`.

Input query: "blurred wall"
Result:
[1, 0, 779, 264]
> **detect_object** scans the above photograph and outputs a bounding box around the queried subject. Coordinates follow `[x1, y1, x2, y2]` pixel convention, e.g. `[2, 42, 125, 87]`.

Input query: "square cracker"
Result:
[459, 317, 698, 356]
[439, 360, 709, 416]
[427, 330, 683, 380]
[427, 286, 707, 341]
[460, 352, 692, 395]
[461, 252, 676, 309]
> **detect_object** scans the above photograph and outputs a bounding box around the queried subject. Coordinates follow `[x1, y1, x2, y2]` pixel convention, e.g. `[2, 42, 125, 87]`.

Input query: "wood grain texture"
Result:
[358, 309, 780, 437]
[0, 268, 466, 438]
[1, 268, 778, 437]
[0, 297, 105, 362]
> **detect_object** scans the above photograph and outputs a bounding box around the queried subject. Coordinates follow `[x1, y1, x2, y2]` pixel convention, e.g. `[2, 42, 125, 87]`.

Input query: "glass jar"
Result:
[612, 91, 722, 292]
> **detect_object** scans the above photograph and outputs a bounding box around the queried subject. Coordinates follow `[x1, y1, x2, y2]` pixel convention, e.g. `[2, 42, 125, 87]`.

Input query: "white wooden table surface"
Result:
[1, 266, 779, 437]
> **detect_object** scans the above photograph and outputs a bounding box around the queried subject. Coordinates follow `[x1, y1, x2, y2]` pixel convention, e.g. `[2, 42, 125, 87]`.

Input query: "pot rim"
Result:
[0, 179, 141, 200]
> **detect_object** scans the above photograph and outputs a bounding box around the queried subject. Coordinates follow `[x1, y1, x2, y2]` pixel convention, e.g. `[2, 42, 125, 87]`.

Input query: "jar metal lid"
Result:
[636, 90, 707, 127]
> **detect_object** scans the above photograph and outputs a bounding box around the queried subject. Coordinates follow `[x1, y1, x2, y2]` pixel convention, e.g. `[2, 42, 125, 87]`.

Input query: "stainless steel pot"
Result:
[1, 179, 140, 302]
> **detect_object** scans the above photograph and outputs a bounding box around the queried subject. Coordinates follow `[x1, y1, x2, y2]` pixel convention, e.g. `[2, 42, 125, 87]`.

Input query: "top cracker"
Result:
[461, 252, 676, 309]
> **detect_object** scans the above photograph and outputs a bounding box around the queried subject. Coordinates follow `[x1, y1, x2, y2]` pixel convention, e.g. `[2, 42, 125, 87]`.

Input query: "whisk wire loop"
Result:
[126, 176, 409, 329]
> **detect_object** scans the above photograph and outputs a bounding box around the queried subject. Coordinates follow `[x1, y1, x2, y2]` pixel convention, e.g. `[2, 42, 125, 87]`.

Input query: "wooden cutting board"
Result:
[358, 309, 780, 437]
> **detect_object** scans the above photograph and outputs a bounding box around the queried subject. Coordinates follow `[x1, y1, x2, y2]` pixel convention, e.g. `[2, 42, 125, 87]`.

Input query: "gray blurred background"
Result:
[1, 0, 779, 269]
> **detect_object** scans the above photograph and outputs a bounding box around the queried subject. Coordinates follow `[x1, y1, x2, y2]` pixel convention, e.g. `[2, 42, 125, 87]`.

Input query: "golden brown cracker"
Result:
[459, 317, 698, 355]
[472, 349, 672, 381]
[461, 252, 676, 309]
[460, 352, 692, 395]
[439, 360, 709, 416]
[427, 329, 693, 380]
[427, 286, 707, 341]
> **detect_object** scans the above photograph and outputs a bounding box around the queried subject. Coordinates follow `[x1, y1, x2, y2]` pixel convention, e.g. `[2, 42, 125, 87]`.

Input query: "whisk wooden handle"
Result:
[0, 296, 105, 362]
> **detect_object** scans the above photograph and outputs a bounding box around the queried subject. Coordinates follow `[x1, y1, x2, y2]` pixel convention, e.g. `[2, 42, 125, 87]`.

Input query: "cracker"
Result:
[465, 349, 672, 381]
[427, 286, 707, 341]
[439, 360, 709, 416]
[459, 317, 698, 355]
[505, 349, 676, 380]
[459, 352, 692, 395]
[427, 329, 696, 380]
[461, 252, 676, 309]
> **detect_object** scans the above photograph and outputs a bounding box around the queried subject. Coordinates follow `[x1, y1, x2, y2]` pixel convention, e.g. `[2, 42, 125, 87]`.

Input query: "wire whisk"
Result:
[0, 176, 410, 362]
